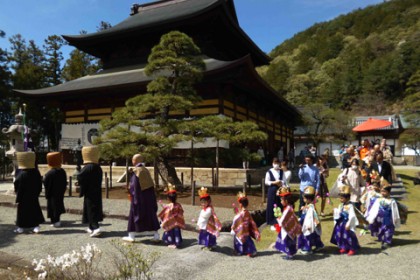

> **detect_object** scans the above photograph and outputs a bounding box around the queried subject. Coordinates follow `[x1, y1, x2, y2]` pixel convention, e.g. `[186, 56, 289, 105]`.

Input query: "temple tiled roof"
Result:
[62, 0, 269, 66]
[14, 58, 233, 96]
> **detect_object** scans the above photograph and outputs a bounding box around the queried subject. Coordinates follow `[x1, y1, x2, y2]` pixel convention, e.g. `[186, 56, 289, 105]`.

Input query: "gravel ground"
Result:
[1, 165, 420, 280]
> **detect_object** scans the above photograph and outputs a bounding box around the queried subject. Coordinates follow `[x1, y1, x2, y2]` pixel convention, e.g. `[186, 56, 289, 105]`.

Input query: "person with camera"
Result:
[298, 155, 320, 216]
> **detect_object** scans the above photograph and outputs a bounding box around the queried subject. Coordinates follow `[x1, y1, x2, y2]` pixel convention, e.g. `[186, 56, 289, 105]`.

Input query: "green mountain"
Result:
[260, 0, 420, 115]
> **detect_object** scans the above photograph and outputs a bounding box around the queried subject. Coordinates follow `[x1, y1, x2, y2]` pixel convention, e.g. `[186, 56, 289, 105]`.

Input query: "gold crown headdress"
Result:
[303, 186, 315, 196]
[167, 183, 176, 194]
[277, 186, 291, 197]
[370, 170, 380, 183]
[198, 187, 210, 199]
[339, 185, 351, 195]
[237, 191, 247, 202]
[380, 177, 392, 191]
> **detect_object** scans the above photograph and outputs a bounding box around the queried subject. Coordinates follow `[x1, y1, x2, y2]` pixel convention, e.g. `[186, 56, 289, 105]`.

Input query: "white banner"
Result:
[60, 123, 99, 149]
[175, 138, 229, 149]
[60, 123, 230, 150]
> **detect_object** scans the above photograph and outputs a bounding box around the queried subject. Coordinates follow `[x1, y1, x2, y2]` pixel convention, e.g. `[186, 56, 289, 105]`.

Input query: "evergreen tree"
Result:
[97, 31, 267, 187]
[97, 31, 205, 186]
[61, 30, 100, 81]
[0, 42, 12, 132]
[43, 35, 64, 86]
[189, 115, 267, 187]
[9, 35, 45, 90]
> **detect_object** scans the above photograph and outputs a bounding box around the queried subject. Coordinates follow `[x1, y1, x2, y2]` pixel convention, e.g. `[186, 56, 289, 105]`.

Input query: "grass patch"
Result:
[256, 168, 420, 251]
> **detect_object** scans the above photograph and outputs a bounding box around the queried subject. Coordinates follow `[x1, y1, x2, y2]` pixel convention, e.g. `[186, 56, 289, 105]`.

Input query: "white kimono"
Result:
[301, 204, 321, 236]
[197, 207, 212, 230]
[360, 189, 382, 217]
[334, 203, 359, 232]
[366, 198, 401, 228]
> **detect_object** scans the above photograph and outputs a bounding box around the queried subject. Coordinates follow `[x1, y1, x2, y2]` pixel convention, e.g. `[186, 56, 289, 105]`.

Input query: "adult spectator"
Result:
[359, 139, 371, 161]
[287, 148, 295, 169]
[265, 157, 284, 230]
[371, 152, 393, 185]
[298, 155, 320, 215]
[257, 146, 265, 167]
[338, 158, 365, 209]
[277, 146, 284, 162]
[281, 161, 292, 189]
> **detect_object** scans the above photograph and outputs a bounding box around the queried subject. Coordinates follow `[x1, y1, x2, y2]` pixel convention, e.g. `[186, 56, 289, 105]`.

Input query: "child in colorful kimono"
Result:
[330, 185, 360, 256]
[275, 187, 302, 260]
[231, 192, 261, 257]
[360, 172, 382, 237]
[298, 186, 324, 254]
[197, 187, 222, 250]
[366, 180, 400, 249]
[158, 184, 185, 248]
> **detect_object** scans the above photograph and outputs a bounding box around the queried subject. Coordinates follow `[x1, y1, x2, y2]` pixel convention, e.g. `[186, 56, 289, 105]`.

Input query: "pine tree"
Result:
[97, 31, 267, 188]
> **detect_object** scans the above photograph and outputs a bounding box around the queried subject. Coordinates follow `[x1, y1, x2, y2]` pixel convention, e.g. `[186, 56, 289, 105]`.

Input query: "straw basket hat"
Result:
[82, 146, 100, 164]
[16, 152, 36, 169]
[47, 152, 62, 168]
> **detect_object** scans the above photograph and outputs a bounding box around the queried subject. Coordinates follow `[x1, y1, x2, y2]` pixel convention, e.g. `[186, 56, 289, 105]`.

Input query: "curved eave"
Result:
[13, 57, 247, 98]
[235, 56, 301, 123]
[63, 0, 220, 43]
[62, 0, 269, 65]
[220, 2, 270, 66]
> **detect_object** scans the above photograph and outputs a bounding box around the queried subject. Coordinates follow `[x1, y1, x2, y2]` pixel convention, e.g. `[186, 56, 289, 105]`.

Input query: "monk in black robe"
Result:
[44, 152, 67, 227]
[77, 146, 103, 237]
[14, 152, 45, 234]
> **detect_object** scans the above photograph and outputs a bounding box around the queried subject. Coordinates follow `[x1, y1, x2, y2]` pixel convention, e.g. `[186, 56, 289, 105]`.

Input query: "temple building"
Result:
[14, 0, 300, 165]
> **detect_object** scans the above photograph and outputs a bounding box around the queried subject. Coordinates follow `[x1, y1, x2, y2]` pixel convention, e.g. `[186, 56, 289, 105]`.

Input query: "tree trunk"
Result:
[156, 157, 182, 191]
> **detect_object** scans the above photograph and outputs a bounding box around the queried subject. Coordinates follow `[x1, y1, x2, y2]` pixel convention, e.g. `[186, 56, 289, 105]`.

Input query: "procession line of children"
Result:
[13, 152, 401, 258]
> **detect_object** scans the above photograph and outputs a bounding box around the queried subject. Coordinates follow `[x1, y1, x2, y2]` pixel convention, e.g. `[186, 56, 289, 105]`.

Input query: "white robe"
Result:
[301, 204, 321, 236]
[366, 198, 401, 228]
[334, 203, 359, 232]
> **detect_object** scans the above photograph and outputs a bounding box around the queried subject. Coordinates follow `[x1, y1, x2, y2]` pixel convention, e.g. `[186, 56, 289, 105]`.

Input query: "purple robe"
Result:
[275, 233, 297, 256]
[377, 205, 395, 245]
[234, 236, 257, 255]
[127, 165, 160, 232]
[162, 227, 183, 246]
[330, 211, 360, 251]
[198, 230, 217, 247]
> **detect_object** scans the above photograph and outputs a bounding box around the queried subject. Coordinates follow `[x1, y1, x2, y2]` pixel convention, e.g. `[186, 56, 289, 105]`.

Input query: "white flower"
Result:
[38, 271, 47, 280]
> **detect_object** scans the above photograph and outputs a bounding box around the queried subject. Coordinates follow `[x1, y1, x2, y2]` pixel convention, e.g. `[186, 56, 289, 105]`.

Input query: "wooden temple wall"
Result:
[62, 94, 294, 155]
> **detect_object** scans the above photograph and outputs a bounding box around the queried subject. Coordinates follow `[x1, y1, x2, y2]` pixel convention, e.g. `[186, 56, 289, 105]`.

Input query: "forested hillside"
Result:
[260, 0, 419, 116]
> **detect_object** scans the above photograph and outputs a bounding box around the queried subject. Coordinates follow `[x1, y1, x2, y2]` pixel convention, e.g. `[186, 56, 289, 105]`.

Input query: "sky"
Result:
[0, 0, 385, 59]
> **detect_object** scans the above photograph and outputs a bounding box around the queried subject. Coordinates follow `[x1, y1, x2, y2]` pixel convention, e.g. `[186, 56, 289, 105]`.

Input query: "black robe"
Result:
[14, 169, 45, 228]
[77, 163, 103, 224]
[43, 168, 67, 222]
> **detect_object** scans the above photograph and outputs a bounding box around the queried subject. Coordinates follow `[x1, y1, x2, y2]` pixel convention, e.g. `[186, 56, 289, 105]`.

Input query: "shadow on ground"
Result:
[0, 222, 17, 249]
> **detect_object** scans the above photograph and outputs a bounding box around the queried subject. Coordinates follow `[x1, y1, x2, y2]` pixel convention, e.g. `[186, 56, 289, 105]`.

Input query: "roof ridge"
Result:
[134, 0, 190, 13]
